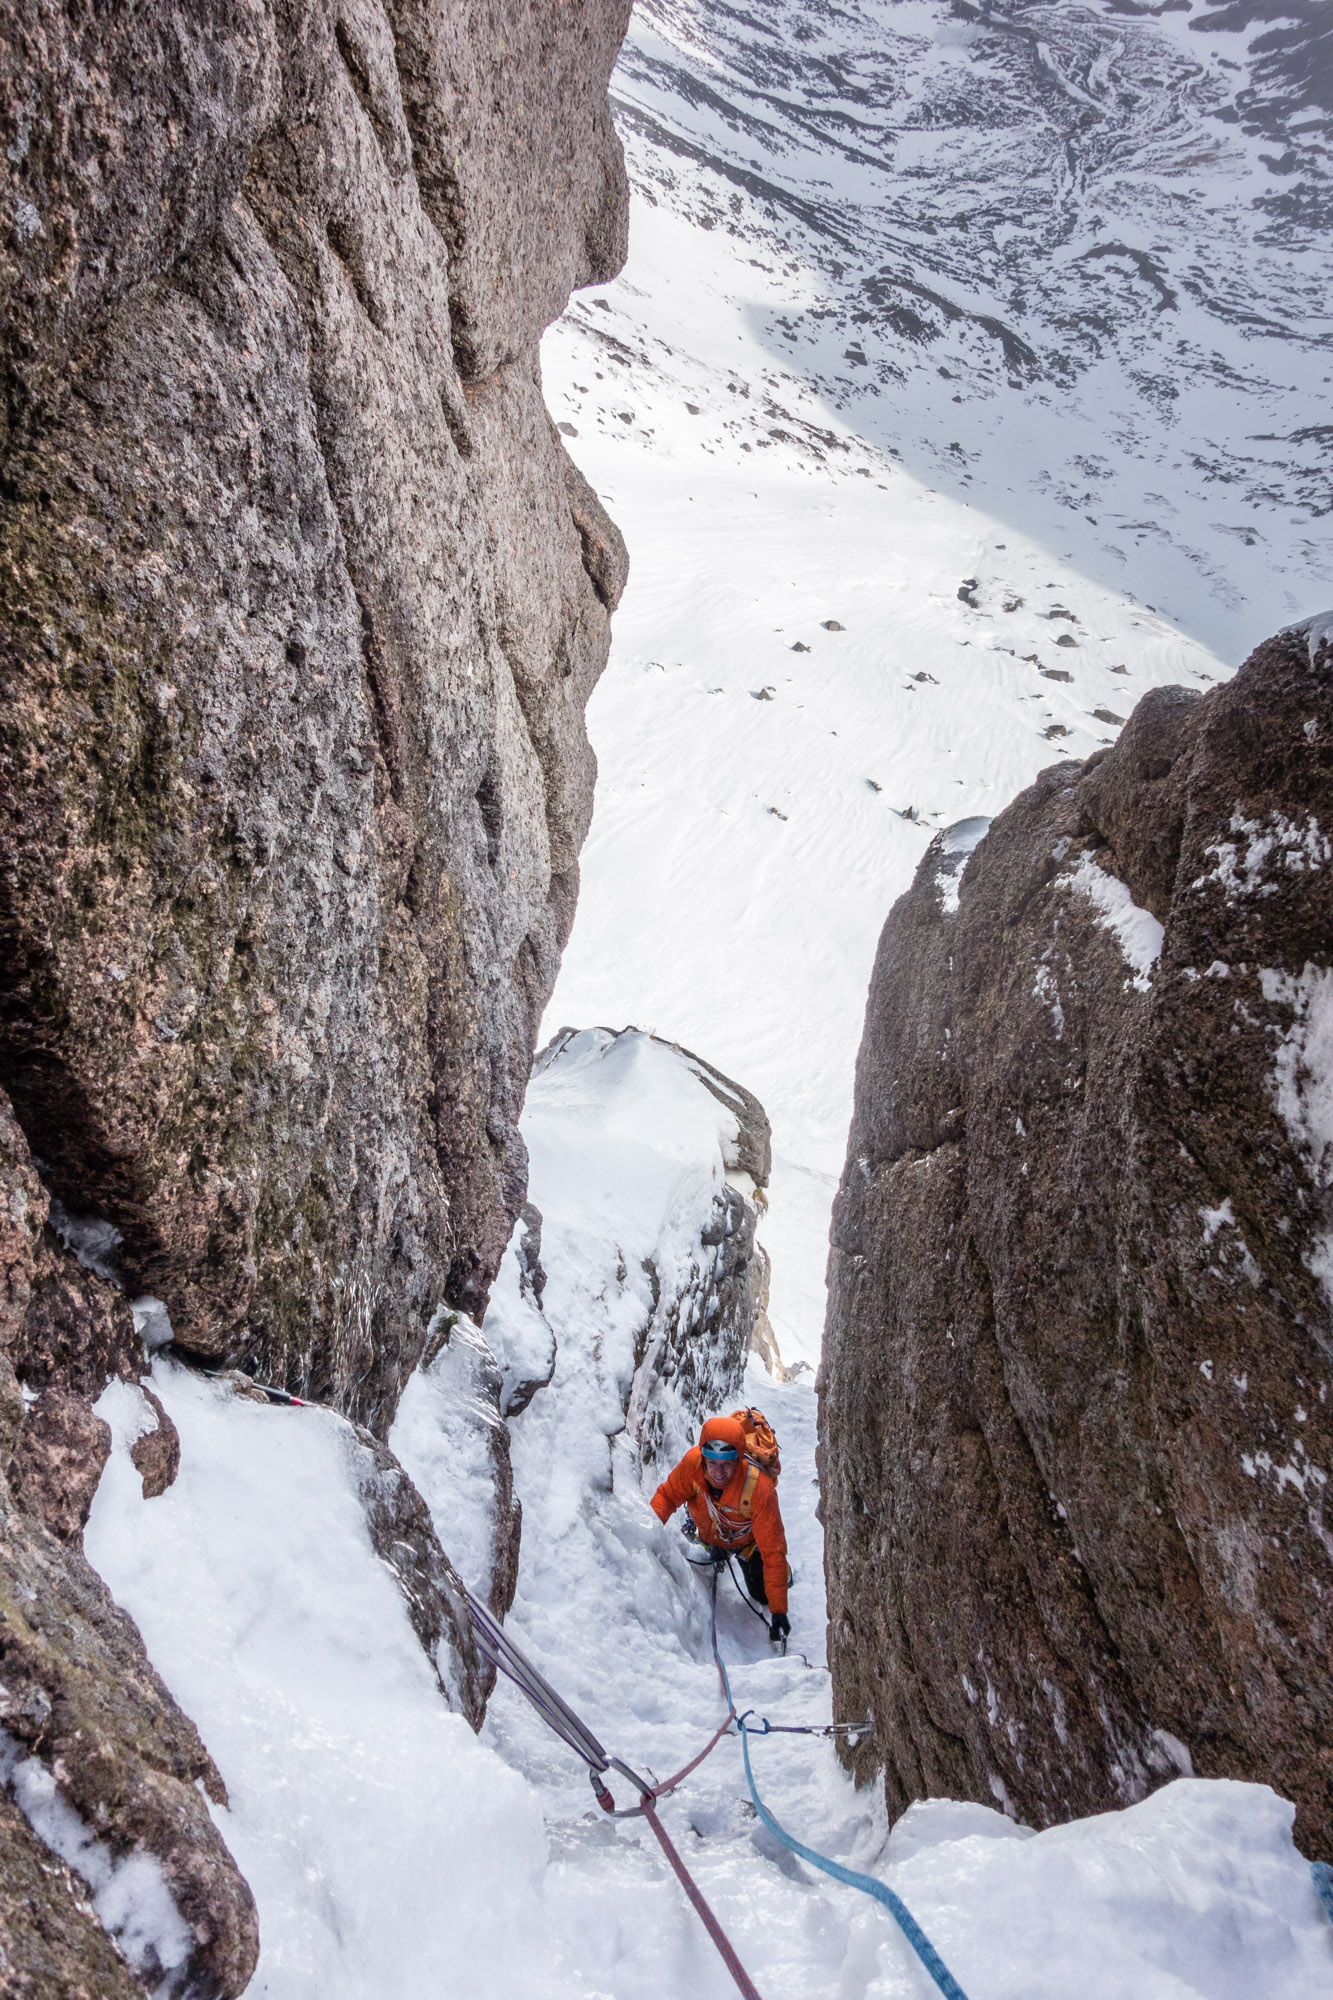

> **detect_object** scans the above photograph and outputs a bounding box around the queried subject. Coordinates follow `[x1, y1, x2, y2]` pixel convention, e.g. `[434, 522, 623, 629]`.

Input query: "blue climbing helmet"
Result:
[700, 1440, 739, 1463]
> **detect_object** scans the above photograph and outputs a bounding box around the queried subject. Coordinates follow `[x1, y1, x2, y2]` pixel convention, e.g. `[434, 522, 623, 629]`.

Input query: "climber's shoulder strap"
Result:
[738, 1462, 760, 1517]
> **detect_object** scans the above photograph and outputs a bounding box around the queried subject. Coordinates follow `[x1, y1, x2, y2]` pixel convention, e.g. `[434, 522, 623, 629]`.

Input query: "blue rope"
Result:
[707, 1603, 970, 2000]
[736, 1725, 972, 2000]
[1313, 1860, 1333, 1927]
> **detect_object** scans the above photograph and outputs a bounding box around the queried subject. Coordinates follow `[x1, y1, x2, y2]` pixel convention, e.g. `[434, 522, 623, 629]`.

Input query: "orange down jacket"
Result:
[650, 1414, 788, 1614]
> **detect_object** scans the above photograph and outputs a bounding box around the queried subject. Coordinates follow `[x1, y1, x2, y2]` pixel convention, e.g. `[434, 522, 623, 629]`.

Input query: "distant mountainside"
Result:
[606, 0, 1330, 645]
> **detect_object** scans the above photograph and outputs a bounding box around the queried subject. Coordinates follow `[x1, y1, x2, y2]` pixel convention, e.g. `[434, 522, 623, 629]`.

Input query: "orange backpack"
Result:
[730, 1407, 780, 1508]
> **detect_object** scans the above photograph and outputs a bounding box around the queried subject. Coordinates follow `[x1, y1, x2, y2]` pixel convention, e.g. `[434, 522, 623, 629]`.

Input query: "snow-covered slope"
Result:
[84, 1035, 1333, 1998]
[573, 0, 1329, 643]
[540, 0, 1329, 1365]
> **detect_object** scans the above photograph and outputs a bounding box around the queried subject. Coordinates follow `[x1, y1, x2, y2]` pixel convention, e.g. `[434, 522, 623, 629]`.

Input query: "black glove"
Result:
[770, 1612, 791, 1643]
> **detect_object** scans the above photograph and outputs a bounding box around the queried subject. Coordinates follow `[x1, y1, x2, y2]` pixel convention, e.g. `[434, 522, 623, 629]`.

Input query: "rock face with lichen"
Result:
[0, 0, 632, 1431]
[820, 622, 1333, 1858]
[0, 1, 633, 1988]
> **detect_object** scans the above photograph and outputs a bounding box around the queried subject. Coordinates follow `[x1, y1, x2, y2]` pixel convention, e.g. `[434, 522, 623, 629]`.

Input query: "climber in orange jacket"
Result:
[650, 1413, 790, 1643]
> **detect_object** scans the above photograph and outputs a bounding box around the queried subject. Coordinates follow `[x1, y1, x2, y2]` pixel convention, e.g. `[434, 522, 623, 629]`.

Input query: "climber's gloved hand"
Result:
[769, 1612, 791, 1644]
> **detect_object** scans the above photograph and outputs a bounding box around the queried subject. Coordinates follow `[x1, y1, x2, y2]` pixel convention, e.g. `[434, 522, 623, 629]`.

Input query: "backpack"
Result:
[730, 1406, 780, 1483]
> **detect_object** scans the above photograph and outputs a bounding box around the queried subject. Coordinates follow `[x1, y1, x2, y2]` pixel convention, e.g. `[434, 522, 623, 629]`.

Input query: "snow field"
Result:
[543, 260, 1229, 1367]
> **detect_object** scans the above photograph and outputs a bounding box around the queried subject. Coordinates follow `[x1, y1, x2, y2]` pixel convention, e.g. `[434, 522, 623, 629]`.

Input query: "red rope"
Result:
[640, 1799, 766, 2000]
[638, 1710, 735, 1801]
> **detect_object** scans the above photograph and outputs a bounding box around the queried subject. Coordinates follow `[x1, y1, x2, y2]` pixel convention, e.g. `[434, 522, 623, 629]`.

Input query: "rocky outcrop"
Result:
[128, 1388, 182, 1502]
[0, 1359, 259, 1997]
[0, 0, 632, 1432]
[0, 1786, 148, 2000]
[820, 622, 1333, 1856]
[348, 1409, 492, 1724]
[610, 1033, 772, 1465]
[1, 1089, 257, 1995]
[9, 1388, 111, 1543]
[0, 2, 634, 1984]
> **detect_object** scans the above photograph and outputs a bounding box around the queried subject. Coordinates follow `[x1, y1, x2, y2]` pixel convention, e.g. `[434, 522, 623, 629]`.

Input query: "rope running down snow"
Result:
[469, 1567, 971, 2000]
[463, 1582, 765, 2000]
[702, 1595, 973, 2000]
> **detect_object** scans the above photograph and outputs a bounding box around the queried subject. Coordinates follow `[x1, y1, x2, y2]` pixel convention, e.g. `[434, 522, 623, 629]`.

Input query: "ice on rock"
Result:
[477, 1206, 557, 1418]
[1282, 609, 1333, 667]
[390, 1307, 519, 1613]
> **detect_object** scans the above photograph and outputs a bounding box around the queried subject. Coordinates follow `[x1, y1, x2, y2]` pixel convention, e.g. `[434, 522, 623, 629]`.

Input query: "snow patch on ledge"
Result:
[1281, 608, 1333, 666]
[0, 1726, 192, 1990]
[935, 816, 991, 914]
[1063, 854, 1164, 991]
[1199, 810, 1330, 899]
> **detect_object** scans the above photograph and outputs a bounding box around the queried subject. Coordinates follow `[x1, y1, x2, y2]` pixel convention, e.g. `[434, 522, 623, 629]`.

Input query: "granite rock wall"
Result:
[820, 622, 1333, 1857]
[0, 0, 631, 1431]
[0, 2, 633, 1987]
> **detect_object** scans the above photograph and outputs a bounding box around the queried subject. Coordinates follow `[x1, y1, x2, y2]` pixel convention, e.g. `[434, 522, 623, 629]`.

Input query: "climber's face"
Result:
[704, 1457, 731, 1491]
